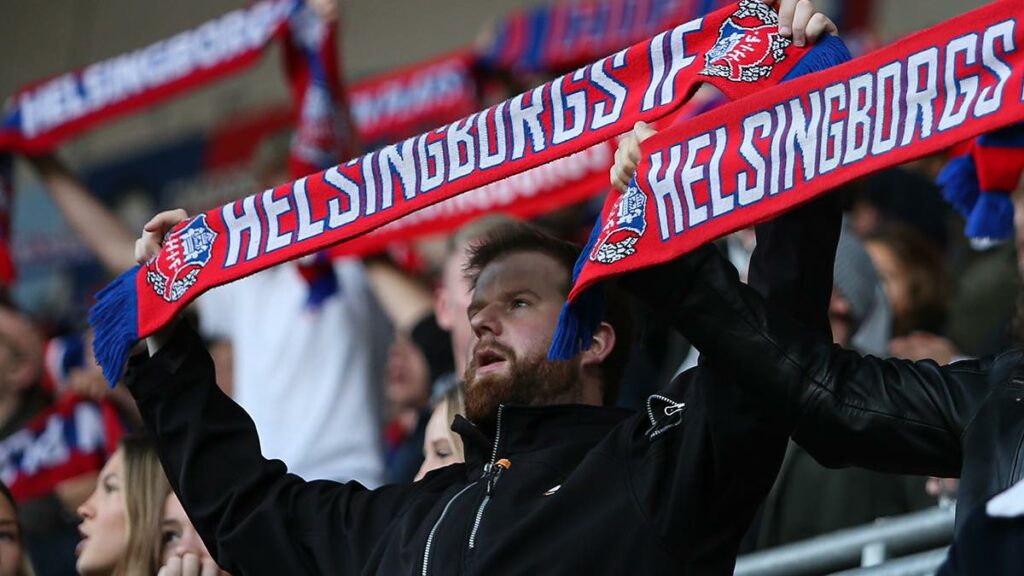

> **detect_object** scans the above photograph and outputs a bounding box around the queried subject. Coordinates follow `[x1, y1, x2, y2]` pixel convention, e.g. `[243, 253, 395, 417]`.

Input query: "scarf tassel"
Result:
[965, 190, 1014, 243]
[88, 266, 140, 385]
[937, 154, 980, 217]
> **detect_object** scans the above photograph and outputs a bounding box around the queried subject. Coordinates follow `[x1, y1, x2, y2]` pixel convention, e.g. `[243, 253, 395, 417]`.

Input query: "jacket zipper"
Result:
[469, 406, 510, 550]
[421, 482, 478, 576]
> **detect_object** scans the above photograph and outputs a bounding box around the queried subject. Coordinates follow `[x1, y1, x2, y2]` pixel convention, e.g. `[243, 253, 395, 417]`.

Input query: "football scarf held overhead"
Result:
[0, 0, 345, 284]
[549, 0, 1024, 359]
[2, 394, 124, 503]
[90, 0, 839, 384]
[0, 0, 296, 154]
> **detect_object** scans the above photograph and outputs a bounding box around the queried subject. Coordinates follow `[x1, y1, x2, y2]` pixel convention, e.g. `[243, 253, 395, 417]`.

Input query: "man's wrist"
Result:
[146, 319, 181, 357]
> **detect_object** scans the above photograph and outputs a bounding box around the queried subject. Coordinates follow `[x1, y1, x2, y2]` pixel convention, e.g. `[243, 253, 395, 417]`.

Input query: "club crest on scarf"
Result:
[702, 0, 790, 83]
[146, 215, 217, 303]
[591, 180, 648, 265]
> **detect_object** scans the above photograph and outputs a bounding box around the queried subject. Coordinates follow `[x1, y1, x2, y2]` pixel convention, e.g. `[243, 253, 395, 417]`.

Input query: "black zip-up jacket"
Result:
[668, 240, 1024, 531]
[125, 196, 840, 575]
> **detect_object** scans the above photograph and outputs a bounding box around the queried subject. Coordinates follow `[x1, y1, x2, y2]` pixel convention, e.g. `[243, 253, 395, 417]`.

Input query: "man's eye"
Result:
[0, 531, 17, 542]
[510, 299, 528, 309]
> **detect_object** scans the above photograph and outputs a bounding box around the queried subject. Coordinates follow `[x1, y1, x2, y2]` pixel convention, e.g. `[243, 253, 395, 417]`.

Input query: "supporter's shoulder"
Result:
[988, 348, 1024, 380]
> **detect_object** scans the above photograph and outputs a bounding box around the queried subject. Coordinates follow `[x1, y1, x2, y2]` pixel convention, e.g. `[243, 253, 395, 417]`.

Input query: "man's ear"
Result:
[434, 286, 452, 330]
[580, 321, 616, 370]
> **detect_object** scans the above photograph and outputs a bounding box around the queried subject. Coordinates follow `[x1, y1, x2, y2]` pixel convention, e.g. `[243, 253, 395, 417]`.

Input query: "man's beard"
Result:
[463, 340, 581, 433]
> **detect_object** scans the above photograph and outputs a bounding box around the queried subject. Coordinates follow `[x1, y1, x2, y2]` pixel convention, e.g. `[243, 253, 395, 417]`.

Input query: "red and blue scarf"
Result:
[89, 0, 851, 383]
[938, 123, 1024, 245]
[0, 0, 341, 283]
[549, 0, 1024, 358]
[2, 393, 124, 502]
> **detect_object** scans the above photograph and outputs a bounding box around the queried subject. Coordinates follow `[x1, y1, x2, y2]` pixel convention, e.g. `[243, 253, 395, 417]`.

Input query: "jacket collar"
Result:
[452, 403, 633, 473]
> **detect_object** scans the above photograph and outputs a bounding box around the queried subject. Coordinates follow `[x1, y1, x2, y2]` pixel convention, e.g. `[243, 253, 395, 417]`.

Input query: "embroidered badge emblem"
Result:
[591, 179, 648, 265]
[146, 214, 217, 303]
[701, 0, 791, 83]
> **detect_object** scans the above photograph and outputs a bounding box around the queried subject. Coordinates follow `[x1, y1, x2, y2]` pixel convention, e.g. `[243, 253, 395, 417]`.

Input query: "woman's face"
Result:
[865, 241, 910, 320]
[415, 403, 461, 481]
[160, 492, 212, 565]
[76, 449, 128, 575]
[0, 493, 23, 576]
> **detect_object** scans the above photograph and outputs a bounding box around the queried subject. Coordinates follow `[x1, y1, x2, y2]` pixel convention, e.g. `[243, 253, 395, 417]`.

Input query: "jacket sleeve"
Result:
[125, 323, 434, 575]
[673, 241, 992, 478]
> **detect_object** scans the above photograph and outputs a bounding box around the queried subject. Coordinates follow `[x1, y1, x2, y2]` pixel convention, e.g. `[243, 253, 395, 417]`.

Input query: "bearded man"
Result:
[125, 5, 838, 573]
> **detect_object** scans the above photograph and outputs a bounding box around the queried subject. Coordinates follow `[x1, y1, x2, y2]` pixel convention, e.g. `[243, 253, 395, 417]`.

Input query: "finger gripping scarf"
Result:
[549, 0, 1024, 358]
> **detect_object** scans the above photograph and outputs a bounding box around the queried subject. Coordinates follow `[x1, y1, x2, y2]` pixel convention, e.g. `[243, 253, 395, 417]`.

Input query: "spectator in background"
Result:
[865, 224, 950, 339]
[755, 229, 934, 550]
[415, 384, 466, 481]
[76, 436, 168, 575]
[197, 132, 391, 485]
[0, 305, 125, 576]
[76, 436, 228, 576]
[846, 168, 950, 249]
[159, 493, 228, 576]
[0, 482, 37, 576]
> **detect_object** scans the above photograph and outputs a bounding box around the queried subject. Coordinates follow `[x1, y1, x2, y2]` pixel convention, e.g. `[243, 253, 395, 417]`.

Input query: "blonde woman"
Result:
[415, 384, 466, 481]
[76, 436, 169, 575]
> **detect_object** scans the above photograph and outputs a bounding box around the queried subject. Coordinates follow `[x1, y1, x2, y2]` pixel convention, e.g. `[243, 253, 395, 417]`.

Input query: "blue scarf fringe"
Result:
[89, 265, 140, 387]
[965, 190, 1014, 242]
[937, 155, 980, 218]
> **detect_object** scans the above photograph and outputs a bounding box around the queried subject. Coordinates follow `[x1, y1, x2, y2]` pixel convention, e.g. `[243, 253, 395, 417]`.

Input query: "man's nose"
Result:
[470, 304, 501, 338]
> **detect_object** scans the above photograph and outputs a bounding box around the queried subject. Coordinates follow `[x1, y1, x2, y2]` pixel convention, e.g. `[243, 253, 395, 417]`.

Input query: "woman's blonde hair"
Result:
[437, 384, 466, 461]
[114, 436, 170, 576]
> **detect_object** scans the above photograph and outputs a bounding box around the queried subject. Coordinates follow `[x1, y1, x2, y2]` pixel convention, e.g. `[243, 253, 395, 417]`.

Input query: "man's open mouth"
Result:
[475, 349, 508, 373]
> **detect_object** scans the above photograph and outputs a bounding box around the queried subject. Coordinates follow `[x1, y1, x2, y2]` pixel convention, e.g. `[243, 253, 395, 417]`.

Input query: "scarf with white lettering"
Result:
[2, 393, 124, 503]
[0, 0, 349, 283]
[0, 0, 298, 153]
[549, 0, 1024, 359]
[89, 1, 857, 384]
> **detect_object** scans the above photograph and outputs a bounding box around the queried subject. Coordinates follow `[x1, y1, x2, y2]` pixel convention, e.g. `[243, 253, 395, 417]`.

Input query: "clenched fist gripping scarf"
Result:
[87, 0, 1012, 383]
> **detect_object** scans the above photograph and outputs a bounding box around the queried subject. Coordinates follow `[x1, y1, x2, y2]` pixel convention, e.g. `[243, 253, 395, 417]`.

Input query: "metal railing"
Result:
[828, 548, 949, 576]
[733, 505, 955, 576]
